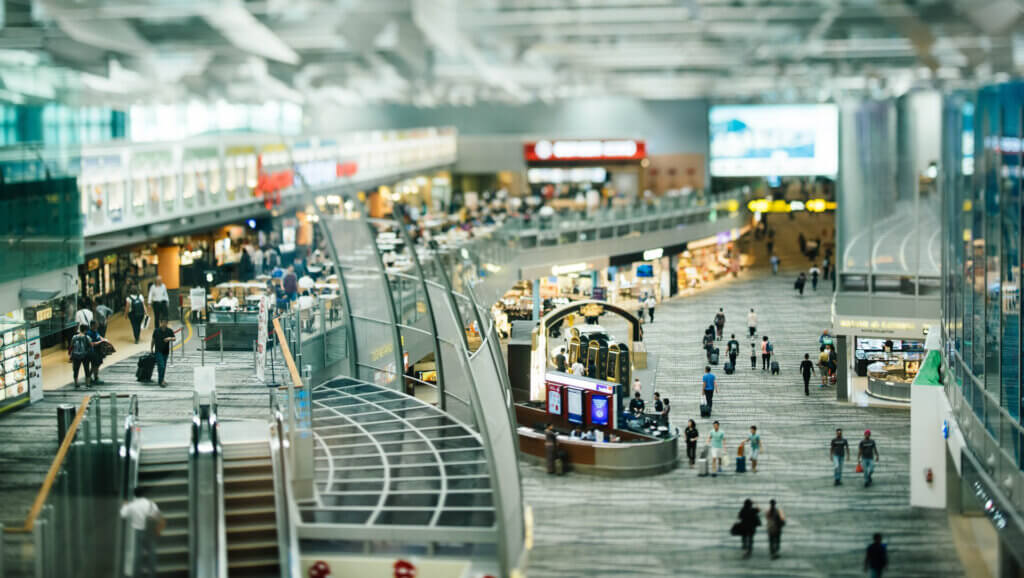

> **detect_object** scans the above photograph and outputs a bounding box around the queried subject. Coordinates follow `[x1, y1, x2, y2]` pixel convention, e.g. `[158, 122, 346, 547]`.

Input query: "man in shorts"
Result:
[707, 421, 726, 477]
[745, 425, 763, 473]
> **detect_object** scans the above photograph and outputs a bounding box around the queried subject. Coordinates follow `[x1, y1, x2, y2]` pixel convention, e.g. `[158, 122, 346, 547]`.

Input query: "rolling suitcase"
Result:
[724, 361, 735, 374]
[697, 446, 710, 477]
[136, 353, 156, 382]
[700, 403, 711, 418]
[770, 360, 780, 375]
[709, 348, 720, 365]
[736, 456, 747, 473]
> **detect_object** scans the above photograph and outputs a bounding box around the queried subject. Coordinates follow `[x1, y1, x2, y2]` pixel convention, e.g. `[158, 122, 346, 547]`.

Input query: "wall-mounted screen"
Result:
[567, 388, 584, 424]
[590, 395, 609, 426]
[709, 104, 839, 177]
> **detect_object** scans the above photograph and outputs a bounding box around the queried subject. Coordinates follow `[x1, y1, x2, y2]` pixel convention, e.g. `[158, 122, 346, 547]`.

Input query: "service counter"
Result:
[206, 310, 262, 351]
[515, 404, 678, 477]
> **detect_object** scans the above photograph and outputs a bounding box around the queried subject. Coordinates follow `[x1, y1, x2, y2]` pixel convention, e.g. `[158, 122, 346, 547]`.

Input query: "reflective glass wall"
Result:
[942, 84, 1024, 517]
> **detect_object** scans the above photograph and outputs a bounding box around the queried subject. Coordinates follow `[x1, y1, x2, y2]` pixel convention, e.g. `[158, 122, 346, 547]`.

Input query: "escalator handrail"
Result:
[190, 386, 227, 578]
[117, 395, 140, 578]
[269, 400, 302, 578]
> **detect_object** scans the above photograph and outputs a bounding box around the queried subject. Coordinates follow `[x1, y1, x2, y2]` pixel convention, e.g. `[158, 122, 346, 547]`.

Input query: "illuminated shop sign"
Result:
[551, 262, 589, 276]
[525, 140, 647, 162]
[527, 167, 607, 184]
[747, 198, 837, 213]
[643, 248, 664, 261]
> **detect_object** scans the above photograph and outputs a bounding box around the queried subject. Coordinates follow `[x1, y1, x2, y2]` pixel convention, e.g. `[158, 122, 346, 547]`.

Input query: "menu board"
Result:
[567, 388, 584, 424]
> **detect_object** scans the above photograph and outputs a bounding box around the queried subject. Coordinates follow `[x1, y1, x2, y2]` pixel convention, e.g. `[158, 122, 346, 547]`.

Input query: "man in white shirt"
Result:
[148, 277, 170, 327]
[747, 308, 757, 338]
[121, 487, 162, 577]
[74, 301, 94, 329]
[645, 296, 657, 323]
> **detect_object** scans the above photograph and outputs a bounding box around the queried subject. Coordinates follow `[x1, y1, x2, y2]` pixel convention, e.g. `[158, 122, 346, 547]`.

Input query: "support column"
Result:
[836, 335, 849, 402]
[532, 278, 541, 320]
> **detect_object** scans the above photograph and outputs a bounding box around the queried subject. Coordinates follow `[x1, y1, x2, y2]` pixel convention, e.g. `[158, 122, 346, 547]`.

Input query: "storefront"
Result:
[523, 139, 648, 209]
[675, 228, 749, 291]
[855, 337, 925, 401]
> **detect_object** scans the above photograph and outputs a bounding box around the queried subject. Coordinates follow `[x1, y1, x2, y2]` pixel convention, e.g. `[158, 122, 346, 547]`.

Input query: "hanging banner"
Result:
[27, 327, 43, 404]
[257, 295, 268, 381]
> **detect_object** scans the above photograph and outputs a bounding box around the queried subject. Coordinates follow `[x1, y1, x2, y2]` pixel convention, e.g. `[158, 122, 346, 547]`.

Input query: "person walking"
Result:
[795, 272, 807, 296]
[120, 487, 163, 578]
[770, 254, 780, 275]
[87, 320, 108, 384]
[148, 277, 170, 327]
[818, 346, 831, 387]
[735, 499, 761, 558]
[125, 285, 147, 344]
[702, 366, 717, 410]
[544, 424, 558, 475]
[830, 428, 850, 486]
[858, 430, 880, 487]
[684, 420, 699, 468]
[744, 425, 763, 473]
[95, 303, 113, 338]
[765, 499, 786, 559]
[864, 533, 889, 577]
[661, 398, 671, 426]
[761, 336, 773, 371]
[70, 325, 93, 389]
[750, 342, 758, 370]
[747, 308, 757, 337]
[714, 308, 726, 339]
[727, 334, 740, 367]
[632, 377, 643, 397]
[151, 318, 175, 388]
[646, 295, 657, 324]
[653, 392, 664, 415]
[800, 353, 816, 396]
[74, 299, 94, 331]
[283, 266, 299, 303]
[708, 421, 726, 476]
[809, 264, 821, 291]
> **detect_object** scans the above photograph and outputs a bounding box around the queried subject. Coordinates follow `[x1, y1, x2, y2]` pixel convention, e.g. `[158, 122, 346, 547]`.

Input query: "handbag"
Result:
[142, 315, 151, 330]
[855, 462, 864, 473]
[730, 522, 743, 536]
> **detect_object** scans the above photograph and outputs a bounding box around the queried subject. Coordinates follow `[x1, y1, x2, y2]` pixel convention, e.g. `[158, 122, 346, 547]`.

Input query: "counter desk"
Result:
[206, 309, 263, 351]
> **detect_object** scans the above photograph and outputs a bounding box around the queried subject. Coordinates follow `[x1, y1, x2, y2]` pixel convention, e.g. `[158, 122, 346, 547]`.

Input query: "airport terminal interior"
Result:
[1, 0, 1024, 576]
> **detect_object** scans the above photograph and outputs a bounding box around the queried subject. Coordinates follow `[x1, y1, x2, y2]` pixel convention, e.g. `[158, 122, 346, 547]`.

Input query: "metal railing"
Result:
[116, 396, 140, 578]
[268, 396, 301, 578]
[189, 388, 226, 578]
[1, 393, 133, 578]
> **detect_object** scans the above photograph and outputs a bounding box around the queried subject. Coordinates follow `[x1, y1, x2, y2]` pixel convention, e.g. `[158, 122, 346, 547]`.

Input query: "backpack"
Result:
[130, 295, 144, 317]
[767, 342, 773, 353]
[715, 313, 725, 325]
[70, 334, 90, 361]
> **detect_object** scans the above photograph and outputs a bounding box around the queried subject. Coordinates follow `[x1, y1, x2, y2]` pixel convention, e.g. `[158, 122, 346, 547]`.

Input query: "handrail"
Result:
[3, 395, 92, 534]
[116, 395, 140, 578]
[211, 395, 228, 578]
[190, 385, 225, 578]
[272, 317, 304, 390]
[269, 399, 302, 578]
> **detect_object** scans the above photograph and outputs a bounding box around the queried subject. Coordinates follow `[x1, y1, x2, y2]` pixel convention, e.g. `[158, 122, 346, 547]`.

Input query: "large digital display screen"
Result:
[590, 395, 609, 426]
[567, 388, 584, 424]
[709, 105, 839, 177]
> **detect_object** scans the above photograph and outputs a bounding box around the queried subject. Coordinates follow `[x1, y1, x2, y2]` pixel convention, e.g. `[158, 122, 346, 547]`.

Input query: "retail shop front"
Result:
[831, 314, 934, 404]
[524, 139, 648, 210]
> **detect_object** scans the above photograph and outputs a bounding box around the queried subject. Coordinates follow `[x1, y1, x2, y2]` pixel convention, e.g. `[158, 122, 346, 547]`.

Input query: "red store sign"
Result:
[524, 139, 646, 162]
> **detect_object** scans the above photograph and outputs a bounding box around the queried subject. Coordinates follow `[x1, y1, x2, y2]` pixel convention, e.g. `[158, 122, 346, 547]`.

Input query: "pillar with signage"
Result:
[256, 295, 268, 381]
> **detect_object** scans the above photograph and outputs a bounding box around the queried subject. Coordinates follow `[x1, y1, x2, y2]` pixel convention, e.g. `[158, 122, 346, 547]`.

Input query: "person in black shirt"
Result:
[830, 428, 850, 486]
[544, 424, 558, 474]
[684, 420, 699, 467]
[629, 392, 645, 416]
[864, 533, 888, 577]
[799, 353, 815, 396]
[554, 348, 567, 372]
[858, 430, 881, 487]
[151, 319, 176, 388]
[653, 392, 664, 414]
[727, 334, 740, 367]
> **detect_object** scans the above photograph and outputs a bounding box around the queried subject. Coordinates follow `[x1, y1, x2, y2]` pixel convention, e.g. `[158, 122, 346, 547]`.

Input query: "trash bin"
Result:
[57, 404, 76, 444]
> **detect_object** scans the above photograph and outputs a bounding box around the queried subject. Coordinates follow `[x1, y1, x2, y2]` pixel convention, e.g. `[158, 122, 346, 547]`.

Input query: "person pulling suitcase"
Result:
[702, 366, 717, 411]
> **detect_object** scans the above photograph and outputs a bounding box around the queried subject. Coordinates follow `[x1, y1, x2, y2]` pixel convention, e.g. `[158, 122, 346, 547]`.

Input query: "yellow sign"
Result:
[35, 307, 52, 322]
[748, 198, 836, 213]
[580, 303, 604, 318]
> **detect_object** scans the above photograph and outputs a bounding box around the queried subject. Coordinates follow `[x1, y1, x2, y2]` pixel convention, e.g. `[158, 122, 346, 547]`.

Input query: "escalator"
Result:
[132, 423, 193, 578]
[120, 391, 296, 578]
[222, 438, 280, 576]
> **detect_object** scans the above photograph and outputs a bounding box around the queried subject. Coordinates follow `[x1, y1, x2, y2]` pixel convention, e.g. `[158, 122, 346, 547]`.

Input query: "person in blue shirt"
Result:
[702, 366, 717, 410]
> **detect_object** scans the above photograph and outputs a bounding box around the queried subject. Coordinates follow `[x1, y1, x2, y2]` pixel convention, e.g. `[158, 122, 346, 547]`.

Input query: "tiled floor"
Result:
[522, 217, 964, 577]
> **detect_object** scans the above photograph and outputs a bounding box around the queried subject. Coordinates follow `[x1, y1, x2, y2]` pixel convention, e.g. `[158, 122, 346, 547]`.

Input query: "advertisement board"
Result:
[546, 382, 562, 415]
[590, 394, 609, 426]
[709, 104, 839, 176]
[566, 388, 584, 424]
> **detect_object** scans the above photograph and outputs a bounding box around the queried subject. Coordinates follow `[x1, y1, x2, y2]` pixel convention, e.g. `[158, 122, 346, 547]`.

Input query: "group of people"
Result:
[628, 390, 671, 424]
[69, 276, 177, 389]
